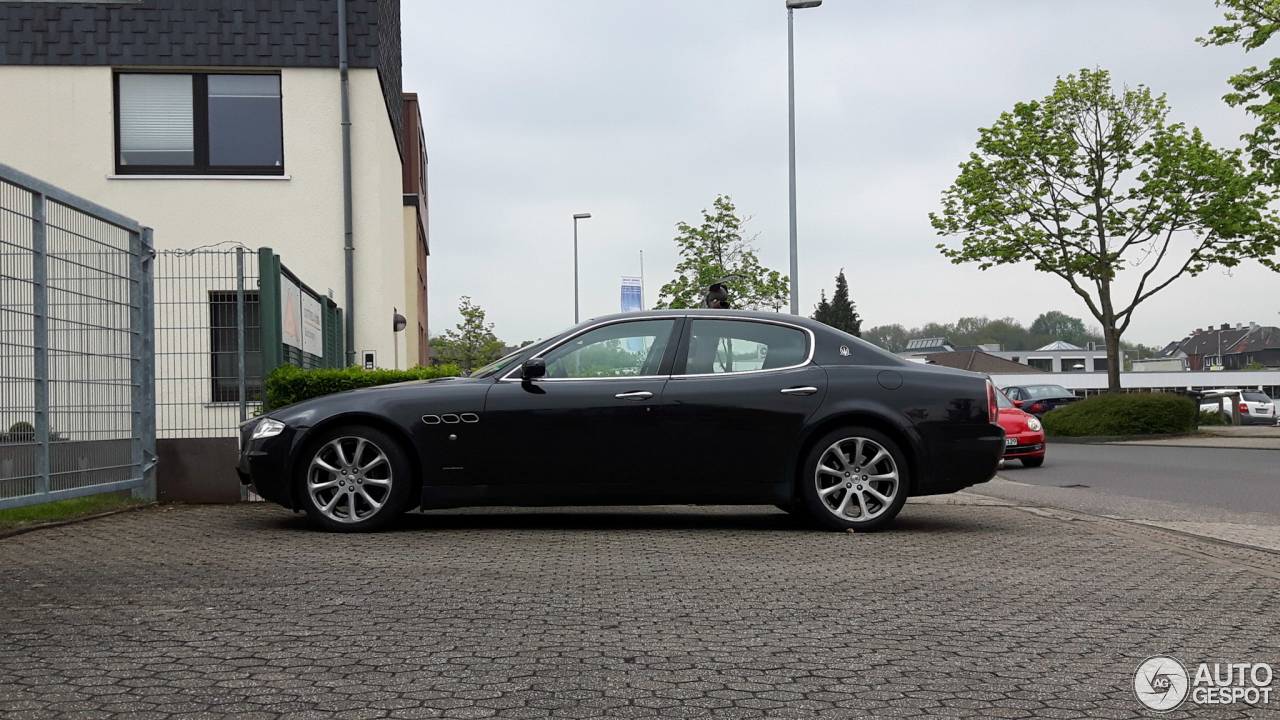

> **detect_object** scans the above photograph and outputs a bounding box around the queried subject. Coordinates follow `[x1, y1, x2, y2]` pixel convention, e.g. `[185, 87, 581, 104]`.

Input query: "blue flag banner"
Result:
[621, 276, 643, 313]
[621, 277, 644, 351]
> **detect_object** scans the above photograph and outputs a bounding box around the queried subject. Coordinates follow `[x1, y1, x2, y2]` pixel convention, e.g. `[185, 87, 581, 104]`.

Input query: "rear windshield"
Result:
[1243, 392, 1272, 403]
[1024, 385, 1073, 399]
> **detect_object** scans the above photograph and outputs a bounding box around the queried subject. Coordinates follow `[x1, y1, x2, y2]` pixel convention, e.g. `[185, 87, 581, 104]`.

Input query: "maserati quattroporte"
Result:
[238, 310, 1005, 532]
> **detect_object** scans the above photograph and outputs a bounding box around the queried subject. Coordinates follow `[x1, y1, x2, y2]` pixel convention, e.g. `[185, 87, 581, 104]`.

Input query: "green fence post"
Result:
[258, 248, 282, 405]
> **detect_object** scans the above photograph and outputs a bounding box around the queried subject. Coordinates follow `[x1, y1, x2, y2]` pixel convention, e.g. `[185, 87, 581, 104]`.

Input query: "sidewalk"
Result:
[969, 476, 1280, 553]
[1109, 423, 1280, 450]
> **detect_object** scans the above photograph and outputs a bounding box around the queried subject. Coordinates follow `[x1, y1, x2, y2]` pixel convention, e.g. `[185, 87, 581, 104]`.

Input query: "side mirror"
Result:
[521, 358, 546, 380]
[1013, 400, 1023, 408]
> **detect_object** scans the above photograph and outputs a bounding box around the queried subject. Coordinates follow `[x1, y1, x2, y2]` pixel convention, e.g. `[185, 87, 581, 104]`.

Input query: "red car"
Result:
[996, 387, 1045, 467]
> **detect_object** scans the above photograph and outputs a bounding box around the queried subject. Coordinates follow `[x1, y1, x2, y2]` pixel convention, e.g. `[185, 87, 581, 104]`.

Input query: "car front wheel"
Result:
[1020, 456, 1044, 468]
[299, 425, 412, 532]
[800, 427, 908, 532]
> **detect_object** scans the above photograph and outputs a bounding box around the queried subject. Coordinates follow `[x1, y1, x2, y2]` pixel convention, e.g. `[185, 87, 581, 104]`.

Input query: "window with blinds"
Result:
[114, 72, 284, 175]
[118, 74, 195, 166]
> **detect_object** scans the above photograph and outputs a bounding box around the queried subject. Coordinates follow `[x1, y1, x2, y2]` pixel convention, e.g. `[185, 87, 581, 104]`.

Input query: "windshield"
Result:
[468, 326, 574, 379]
[1243, 392, 1272, 403]
[996, 388, 1015, 409]
[1024, 385, 1073, 399]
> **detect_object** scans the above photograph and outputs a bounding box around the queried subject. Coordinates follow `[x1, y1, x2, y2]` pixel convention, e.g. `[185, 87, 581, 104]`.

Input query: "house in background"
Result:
[1157, 322, 1280, 370]
[0, 0, 427, 370]
[901, 337, 1121, 373]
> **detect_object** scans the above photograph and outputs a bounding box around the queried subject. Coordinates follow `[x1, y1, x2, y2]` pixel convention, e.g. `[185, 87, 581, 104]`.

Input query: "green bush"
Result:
[265, 364, 461, 409]
[1042, 392, 1196, 437]
[1196, 409, 1227, 426]
[8, 421, 34, 434]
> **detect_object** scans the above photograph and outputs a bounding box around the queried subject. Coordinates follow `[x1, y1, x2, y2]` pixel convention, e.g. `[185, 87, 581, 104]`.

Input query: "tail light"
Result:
[1240, 403, 1250, 414]
[1030, 403, 1047, 413]
[986, 380, 998, 423]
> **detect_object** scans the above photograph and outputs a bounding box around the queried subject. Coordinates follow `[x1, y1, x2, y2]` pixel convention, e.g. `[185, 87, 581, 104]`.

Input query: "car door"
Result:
[659, 317, 827, 488]
[481, 317, 682, 488]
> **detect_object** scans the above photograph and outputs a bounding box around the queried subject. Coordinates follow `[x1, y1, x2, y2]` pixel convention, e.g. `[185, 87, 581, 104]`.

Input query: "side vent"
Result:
[441, 414, 461, 424]
[460, 413, 480, 423]
[421, 415, 441, 425]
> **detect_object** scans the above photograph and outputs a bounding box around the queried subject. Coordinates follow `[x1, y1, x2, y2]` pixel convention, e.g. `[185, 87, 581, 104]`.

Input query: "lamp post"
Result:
[572, 213, 591, 323]
[786, 0, 821, 315]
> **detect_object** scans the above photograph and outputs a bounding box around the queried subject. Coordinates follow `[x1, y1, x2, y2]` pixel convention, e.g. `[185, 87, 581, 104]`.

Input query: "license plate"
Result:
[1006, 438, 1017, 446]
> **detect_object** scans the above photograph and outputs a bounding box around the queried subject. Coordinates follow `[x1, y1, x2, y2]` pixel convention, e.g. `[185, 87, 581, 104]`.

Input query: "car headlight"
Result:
[251, 418, 286, 440]
[1026, 417, 1043, 432]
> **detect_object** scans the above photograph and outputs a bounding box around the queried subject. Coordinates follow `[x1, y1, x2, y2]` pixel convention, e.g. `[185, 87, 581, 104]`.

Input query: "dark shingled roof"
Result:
[923, 350, 1045, 374]
[0, 0, 404, 156]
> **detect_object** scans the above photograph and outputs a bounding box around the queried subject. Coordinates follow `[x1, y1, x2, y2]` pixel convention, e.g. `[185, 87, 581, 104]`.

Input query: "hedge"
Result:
[1041, 392, 1197, 437]
[264, 363, 461, 409]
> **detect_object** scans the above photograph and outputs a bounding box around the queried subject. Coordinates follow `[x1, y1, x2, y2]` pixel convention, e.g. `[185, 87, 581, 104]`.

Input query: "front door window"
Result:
[541, 319, 675, 378]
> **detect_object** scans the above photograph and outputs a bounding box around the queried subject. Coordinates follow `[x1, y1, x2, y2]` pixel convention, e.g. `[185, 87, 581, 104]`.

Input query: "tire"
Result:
[799, 426, 909, 532]
[1020, 456, 1044, 468]
[297, 424, 413, 532]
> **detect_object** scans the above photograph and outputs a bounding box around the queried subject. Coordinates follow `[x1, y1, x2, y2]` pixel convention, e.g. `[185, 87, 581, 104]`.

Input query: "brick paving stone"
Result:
[0, 502, 1278, 718]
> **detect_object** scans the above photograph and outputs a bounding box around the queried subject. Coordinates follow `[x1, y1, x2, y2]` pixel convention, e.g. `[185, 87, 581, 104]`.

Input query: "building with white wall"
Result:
[0, 0, 427, 371]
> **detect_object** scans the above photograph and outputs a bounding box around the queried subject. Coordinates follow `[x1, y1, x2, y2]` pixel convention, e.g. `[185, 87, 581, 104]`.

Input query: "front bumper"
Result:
[1003, 431, 1046, 457]
[236, 425, 301, 508]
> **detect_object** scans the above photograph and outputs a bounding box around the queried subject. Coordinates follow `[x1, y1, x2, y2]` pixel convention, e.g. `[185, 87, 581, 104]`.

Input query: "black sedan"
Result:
[238, 310, 1005, 532]
[998, 384, 1080, 418]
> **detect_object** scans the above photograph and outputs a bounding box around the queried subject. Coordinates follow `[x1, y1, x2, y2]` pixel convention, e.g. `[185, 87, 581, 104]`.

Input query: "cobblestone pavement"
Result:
[2, 499, 1279, 719]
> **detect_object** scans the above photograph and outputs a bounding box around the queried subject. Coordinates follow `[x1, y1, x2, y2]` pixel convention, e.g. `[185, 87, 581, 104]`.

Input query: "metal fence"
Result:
[154, 246, 342, 440]
[155, 246, 263, 439]
[0, 163, 155, 510]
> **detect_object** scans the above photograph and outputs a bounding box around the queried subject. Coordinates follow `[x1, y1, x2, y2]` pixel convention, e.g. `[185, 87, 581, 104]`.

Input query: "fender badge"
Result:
[839, 345, 850, 356]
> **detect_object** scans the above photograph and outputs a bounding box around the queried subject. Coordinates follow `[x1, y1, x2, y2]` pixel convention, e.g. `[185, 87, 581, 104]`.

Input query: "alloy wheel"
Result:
[307, 436, 394, 523]
[814, 436, 899, 523]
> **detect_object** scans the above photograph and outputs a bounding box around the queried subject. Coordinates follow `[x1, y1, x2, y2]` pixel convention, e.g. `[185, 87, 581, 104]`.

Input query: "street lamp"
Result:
[572, 213, 591, 323]
[786, 0, 821, 315]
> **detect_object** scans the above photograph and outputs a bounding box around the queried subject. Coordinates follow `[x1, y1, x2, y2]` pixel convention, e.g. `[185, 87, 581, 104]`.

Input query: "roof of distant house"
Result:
[905, 337, 950, 350]
[1035, 340, 1084, 351]
[1228, 326, 1280, 355]
[923, 350, 1045, 374]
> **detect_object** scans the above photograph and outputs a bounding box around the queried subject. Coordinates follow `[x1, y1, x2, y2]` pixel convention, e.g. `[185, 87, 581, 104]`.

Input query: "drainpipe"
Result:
[339, 0, 355, 366]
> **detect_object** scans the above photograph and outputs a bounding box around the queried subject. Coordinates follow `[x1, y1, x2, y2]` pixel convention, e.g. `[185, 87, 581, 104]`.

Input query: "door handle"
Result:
[615, 391, 654, 400]
[780, 386, 818, 396]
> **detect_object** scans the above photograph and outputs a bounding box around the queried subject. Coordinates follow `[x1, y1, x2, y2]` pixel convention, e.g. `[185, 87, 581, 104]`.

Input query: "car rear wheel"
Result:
[299, 425, 412, 532]
[800, 427, 908, 532]
[1020, 456, 1044, 468]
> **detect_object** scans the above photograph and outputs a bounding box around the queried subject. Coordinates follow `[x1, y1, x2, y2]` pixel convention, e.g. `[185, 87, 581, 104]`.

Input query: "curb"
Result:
[0, 502, 157, 541]
[1045, 433, 1190, 444]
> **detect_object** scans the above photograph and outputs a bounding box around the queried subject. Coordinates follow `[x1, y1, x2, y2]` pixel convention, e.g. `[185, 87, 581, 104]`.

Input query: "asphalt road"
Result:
[1000, 442, 1280, 515]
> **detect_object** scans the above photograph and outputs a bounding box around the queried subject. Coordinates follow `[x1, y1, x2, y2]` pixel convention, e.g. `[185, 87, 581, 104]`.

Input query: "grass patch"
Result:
[0, 492, 149, 532]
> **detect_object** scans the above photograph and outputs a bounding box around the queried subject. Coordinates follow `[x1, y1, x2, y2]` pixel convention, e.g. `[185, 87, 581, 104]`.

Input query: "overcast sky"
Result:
[403, 0, 1276, 348]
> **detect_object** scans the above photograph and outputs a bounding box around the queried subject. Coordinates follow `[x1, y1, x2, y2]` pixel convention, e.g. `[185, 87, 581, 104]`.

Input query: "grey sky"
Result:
[404, 0, 1274, 348]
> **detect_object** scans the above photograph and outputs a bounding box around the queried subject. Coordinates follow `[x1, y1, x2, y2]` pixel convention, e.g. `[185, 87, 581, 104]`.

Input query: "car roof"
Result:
[581, 308, 829, 329]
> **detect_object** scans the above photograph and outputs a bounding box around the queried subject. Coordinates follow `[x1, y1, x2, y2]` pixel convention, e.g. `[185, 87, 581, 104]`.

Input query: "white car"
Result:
[1199, 389, 1278, 425]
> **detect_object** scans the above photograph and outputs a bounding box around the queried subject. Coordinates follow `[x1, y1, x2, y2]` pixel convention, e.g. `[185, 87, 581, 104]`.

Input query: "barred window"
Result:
[209, 292, 263, 403]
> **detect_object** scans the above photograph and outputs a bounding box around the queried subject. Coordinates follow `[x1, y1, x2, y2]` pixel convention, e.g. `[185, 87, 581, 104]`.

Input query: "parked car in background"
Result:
[1198, 389, 1277, 425]
[996, 388, 1045, 467]
[238, 310, 1007, 533]
[1000, 384, 1080, 418]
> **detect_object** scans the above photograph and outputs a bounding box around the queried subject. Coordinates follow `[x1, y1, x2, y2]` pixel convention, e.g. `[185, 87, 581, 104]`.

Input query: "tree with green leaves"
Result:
[432, 296, 505, 372]
[811, 269, 862, 336]
[863, 324, 910, 353]
[1029, 311, 1092, 346]
[654, 195, 789, 311]
[931, 68, 1279, 392]
[1201, 1, 1280, 183]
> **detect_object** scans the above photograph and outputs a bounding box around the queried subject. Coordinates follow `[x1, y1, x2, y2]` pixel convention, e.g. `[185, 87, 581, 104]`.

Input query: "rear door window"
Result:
[682, 319, 808, 375]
